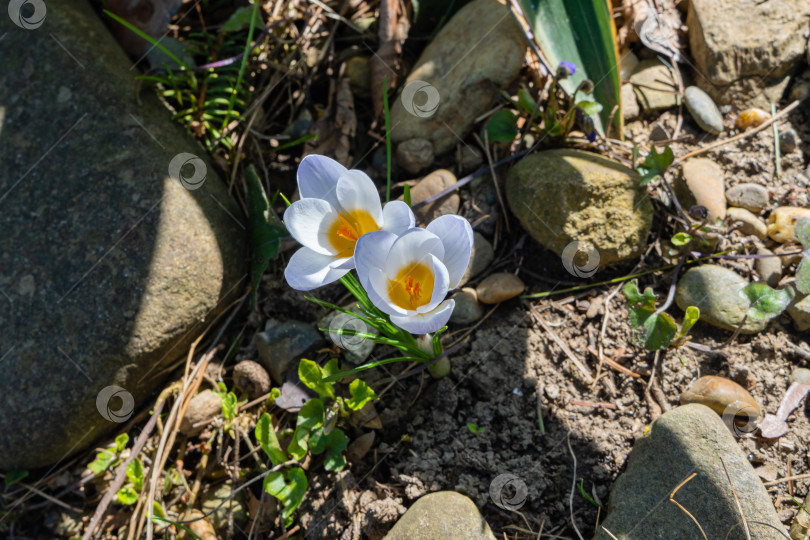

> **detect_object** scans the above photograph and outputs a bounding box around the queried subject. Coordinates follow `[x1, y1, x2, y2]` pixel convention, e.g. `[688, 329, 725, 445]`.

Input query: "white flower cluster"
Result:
[283, 155, 473, 334]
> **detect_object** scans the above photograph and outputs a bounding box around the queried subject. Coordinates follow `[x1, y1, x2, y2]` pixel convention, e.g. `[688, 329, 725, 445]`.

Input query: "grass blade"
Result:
[519, 0, 621, 135]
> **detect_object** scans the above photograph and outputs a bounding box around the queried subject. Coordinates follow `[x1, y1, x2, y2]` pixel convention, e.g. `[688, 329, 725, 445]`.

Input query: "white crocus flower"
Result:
[284, 155, 415, 291]
[354, 215, 474, 334]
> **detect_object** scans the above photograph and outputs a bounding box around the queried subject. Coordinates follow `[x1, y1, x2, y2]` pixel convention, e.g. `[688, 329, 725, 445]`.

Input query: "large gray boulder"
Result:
[596, 404, 783, 540]
[0, 0, 246, 469]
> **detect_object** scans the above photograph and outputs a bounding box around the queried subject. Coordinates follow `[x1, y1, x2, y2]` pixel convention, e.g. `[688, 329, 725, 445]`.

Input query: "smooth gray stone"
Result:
[596, 404, 783, 540]
[0, 0, 246, 469]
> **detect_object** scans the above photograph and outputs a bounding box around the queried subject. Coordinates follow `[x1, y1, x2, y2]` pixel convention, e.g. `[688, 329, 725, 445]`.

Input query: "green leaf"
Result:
[299, 359, 336, 400]
[220, 392, 237, 422]
[623, 282, 656, 328]
[322, 428, 349, 471]
[153, 500, 166, 519]
[255, 412, 288, 466]
[671, 306, 700, 348]
[346, 379, 377, 411]
[115, 433, 129, 452]
[247, 165, 287, 308]
[642, 312, 678, 350]
[287, 398, 325, 460]
[88, 450, 116, 475]
[126, 459, 144, 492]
[680, 306, 700, 337]
[576, 101, 603, 117]
[116, 486, 138, 505]
[4, 470, 28, 486]
[671, 232, 692, 247]
[519, 0, 621, 135]
[309, 427, 349, 471]
[637, 146, 674, 186]
[221, 5, 263, 32]
[485, 110, 518, 143]
[741, 283, 794, 321]
[517, 85, 537, 114]
[264, 467, 307, 520]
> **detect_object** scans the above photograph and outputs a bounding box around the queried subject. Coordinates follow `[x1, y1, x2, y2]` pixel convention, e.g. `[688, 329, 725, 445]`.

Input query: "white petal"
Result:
[335, 170, 384, 224]
[416, 254, 450, 314]
[368, 267, 408, 316]
[284, 247, 350, 291]
[283, 198, 339, 256]
[298, 155, 345, 207]
[355, 231, 397, 290]
[426, 215, 474, 288]
[391, 300, 455, 334]
[385, 228, 445, 279]
[381, 201, 415, 235]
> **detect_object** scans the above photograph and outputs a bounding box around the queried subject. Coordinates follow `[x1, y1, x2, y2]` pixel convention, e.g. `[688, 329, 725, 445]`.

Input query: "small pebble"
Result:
[734, 108, 770, 130]
[449, 288, 484, 324]
[755, 248, 782, 288]
[767, 207, 810, 242]
[459, 145, 484, 171]
[201, 484, 248, 529]
[405, 169, 459, 224]
[789, 368, 810, 386]
[727, 207, 768, 239]
[476, 273, 525, 304]
[621, 83, 640, 121]
[787, 296, 810, 332]
[725, 183, 769, 213]
[233, 360, 272, 400]
[779, 129, 799, 154]
[684, 86, 724, 134]
[187, 510, 217, 540]
[775, 242, 803, 267]
[619, 50, 639, 81]
[649, 123, 670, 141]
[396, 138, 434, 175]
[179, 389, 221, 436]
[678, 158, 726, 221]
[18, 274, 35, 296]
[680, 375, 761, 419]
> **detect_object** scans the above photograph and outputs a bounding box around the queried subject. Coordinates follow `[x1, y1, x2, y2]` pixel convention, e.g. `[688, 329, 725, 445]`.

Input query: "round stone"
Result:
[727, 207, 767, 239]
[506, 149, 653, 265]
[779, 129, 799, 154]
[476, 273, 525, 304]
[725, 183, 769, 213]
[789, 368, 810, 386]
[449, 288, 484, 324]
[677, 158, 726, 221]
[684, 86, 724, 134]
[675, 265, 768, 334]
[396, 138, 435, 175]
